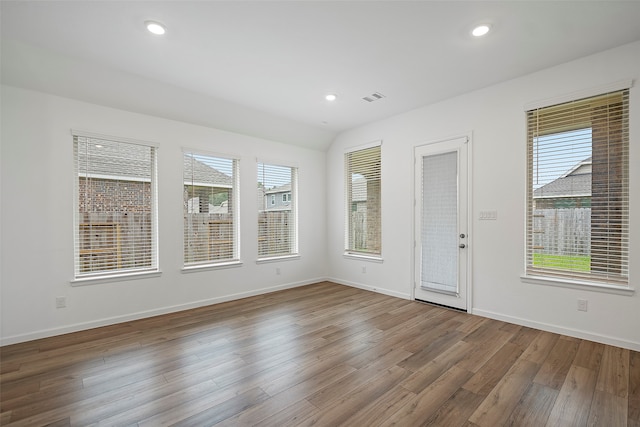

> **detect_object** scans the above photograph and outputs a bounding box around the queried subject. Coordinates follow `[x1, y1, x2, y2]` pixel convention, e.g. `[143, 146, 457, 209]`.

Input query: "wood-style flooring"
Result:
[1, 282, 638, 426]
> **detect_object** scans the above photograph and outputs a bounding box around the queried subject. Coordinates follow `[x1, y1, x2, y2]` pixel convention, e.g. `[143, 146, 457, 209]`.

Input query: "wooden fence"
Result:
[258, 210, 293, 256]
[78, 212, 153, 273]
[533, 208, 591, 255]
[350, 211, 367, 250]
[184, 213, 233, 263]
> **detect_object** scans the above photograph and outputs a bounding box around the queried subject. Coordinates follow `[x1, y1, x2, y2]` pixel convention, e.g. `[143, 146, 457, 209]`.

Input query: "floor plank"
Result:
[467, 358, 541, 426]
[596, 345, 630, 398]
[534, 336, 580, 390]
[588, 390, 627, 426]
[422, 388, 485, 426]
[506, 382, 558, 426]
[382, 365, 474, 426]
[544, 364, 597, 426]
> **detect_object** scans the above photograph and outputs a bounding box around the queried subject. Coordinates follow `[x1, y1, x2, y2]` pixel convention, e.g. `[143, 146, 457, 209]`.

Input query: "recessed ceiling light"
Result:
[325, 94, 337, 102]
[472, 24, 491, 37]
[145, 20, 166, 35]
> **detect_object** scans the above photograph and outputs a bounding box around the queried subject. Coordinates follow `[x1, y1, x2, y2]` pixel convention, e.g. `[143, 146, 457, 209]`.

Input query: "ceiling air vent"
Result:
[362, 92, 386, 103]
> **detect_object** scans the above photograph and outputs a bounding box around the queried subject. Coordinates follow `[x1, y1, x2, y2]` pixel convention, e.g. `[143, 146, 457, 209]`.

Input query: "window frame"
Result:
[522, 82, 632, 293]
[182, 149, 241, 270]
[257, 161, 299, 261]
[344, 141, 382, 260]
[71, 130, 159, 284]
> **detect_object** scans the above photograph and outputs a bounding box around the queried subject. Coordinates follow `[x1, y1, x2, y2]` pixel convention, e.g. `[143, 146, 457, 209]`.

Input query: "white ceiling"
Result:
[2, 1, 640, 150]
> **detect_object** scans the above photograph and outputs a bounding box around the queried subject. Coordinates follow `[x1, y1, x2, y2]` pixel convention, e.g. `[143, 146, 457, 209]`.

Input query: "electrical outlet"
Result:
[362, 266, 366, 273]
[276, 267, 281, 275]
[56, 296, 67, 309]
[577, 299, 588, 312]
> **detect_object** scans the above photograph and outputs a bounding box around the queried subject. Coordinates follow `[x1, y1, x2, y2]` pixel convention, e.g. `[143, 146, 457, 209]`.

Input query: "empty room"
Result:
[1, 1, 639, 426]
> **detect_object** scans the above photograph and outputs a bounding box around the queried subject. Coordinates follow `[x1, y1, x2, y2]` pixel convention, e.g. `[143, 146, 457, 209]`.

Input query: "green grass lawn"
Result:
[533, 253, 591, 272]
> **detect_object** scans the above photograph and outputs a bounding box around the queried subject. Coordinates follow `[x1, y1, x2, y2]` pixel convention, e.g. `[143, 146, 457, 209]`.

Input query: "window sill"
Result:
[343, 253, 384, 263]
[256, 255, 300, 264]
[71, 270, 162, 286]
[520, 274, 634, 296]
[182, 260, 243, 273]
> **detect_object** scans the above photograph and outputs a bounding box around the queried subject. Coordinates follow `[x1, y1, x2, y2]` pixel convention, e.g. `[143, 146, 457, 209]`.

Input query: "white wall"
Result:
[327, 41, 640, 351]
[3, 41, 640, 351]
[0, 86, 327, 345]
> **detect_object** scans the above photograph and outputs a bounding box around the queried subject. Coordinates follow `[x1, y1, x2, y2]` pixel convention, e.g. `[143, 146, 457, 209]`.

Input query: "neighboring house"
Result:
[533, 158, 592, 209]
[79, 147, 232, 214]
[183, 156, 233, 214]
[76, 140, 153, 214]
[264, 183, 292, 211]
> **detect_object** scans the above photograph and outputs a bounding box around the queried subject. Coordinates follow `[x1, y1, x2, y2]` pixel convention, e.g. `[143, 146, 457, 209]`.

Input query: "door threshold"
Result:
[415, 298, 467, 313]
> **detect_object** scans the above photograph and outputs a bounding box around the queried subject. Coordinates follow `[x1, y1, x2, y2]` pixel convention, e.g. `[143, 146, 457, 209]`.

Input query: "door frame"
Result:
[412, 132, 473, 312]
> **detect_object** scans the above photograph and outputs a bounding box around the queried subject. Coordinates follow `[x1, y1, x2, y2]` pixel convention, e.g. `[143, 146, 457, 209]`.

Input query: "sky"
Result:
[533, 127, 592, 190]
[257, 163, 292, 189]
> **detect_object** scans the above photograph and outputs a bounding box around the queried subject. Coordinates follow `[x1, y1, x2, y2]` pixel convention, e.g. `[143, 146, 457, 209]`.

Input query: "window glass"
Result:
[74, 135, 158, 278]
[526, 90, 629, 286]
[184, 152, 239, 266]
[345, 144, 382, 256]
[257, 163, 298, 258]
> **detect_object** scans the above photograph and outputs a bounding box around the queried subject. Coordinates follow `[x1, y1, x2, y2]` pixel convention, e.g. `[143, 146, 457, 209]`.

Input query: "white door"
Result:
[414, 136, 469, 311]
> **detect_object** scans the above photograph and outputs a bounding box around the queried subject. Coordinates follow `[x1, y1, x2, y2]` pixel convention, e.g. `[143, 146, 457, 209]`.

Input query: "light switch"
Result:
[479, 210, 497, 220]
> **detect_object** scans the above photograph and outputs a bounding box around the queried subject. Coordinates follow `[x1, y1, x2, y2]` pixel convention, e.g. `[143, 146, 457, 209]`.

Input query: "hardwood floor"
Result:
[1, 282, 638, 426]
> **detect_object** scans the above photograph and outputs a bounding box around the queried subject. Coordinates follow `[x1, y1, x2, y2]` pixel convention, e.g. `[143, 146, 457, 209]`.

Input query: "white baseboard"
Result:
[472, 308, 640, 352]
[328, 277, 411, 300]
[0, 278, 326, 346]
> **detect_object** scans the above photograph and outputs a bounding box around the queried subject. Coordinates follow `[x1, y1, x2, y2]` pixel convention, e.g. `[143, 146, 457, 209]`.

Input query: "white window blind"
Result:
[526, 89, 629, 286]
[421, 151, 458, 293]
[74, 135, 158, 278]
[345, 143, 382, 256]
[183, 152, 239, 266]
[257, 163, 298, 259]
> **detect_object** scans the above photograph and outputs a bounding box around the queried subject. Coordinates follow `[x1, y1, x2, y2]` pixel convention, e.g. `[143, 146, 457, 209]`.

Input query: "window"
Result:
[257, 162, 298, 259]
[345, 142, 382, 257]
[183, 151, 239, 267]
[526, 89, 629, 286]
[73, 134, 158, 279]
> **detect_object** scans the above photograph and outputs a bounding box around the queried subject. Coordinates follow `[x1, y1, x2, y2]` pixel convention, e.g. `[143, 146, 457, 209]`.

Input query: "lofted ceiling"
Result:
[2, 1, 640, 150]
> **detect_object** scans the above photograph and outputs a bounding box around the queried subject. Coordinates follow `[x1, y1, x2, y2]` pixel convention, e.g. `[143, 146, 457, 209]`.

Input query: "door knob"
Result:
[460, 233, 466, 238]
[459, 244, 466, 248]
